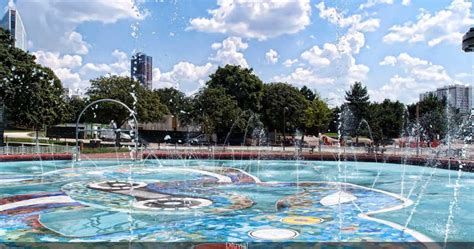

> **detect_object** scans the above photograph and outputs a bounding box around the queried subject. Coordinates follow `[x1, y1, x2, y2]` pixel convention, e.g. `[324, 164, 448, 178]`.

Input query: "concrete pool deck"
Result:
[0, 149, 472, 172]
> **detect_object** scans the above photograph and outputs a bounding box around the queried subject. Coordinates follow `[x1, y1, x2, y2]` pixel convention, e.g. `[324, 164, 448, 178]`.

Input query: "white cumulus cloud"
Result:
[402, 0, 411, 5]
[33, 51, 85, 89]
[265, 49, 279, 64]
[59, 31, 90, 55]
[16, 0, 147, 53]
[300, 30, 367, 83]
[154, 62, 215, 95]
[272, 67, 334, 86]
[210, 37, 249, 68]
[271, 29, 370, 105]
[373, 53, 459, 103]
[301, 45, 331, 67]
[316, 2, 380, 32]
[79, 49, 129, 77]
[33, 51, 83, 69]
[188, 0, 311, 40]
[282, 59, 298, 68]
[383, 0, 474, 47]
[359, 0, 394, 10]
[54, 68, 82, 89]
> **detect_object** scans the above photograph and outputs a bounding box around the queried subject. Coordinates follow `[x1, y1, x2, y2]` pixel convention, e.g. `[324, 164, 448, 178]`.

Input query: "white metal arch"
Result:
[75, 99, 139, 161]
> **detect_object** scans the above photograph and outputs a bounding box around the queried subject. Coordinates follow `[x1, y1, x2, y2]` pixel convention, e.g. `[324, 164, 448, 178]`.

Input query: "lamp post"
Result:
[416, 104, 420, 157]
[283, 107, 288, 151]
[462, 27, 474, 52]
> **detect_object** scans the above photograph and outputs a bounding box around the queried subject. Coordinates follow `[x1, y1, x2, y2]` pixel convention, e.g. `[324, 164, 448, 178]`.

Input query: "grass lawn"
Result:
[323, 132, 338, 137]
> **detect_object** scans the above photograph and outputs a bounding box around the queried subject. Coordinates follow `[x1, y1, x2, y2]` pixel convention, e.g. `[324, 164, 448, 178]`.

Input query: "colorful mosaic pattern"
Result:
[0, 164, 427, 242]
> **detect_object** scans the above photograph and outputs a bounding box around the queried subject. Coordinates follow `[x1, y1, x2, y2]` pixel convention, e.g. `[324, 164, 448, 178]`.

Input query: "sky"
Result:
[1, 0, 473, 106]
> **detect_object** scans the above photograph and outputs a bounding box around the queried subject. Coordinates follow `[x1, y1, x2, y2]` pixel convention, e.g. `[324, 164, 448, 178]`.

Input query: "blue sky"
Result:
[2, 0, 473, 105]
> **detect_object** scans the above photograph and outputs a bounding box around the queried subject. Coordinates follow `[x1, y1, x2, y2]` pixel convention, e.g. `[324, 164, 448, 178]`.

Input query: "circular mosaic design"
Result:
[133, 197, 213, 210]
[87, 181, 147, 191]
[280, 216, 324, 225]
[248, 228, 299, 240]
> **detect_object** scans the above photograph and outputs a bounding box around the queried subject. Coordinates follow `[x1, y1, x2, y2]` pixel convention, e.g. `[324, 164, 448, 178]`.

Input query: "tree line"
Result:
[1, 28, 460, 145]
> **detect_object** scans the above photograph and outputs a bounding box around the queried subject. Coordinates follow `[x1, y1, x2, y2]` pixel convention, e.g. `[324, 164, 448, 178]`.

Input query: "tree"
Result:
[191, 87, 242, 142]
[261, 83, 308, 136]
[65, 97, 87, 123]
[304, 96, 332, 136]
[155, 87, 192, 124]
[407, 94, 447, 141]
[328, 106, 341, 134]
[345, 82, 370, 140]
[206, 65, 264, 112]
[1, 28, 68, 142]
[6, 64, 68, 140]
[368, 99, 405, 145]
[300, 86, 316, 101]
[86, 75, 168, 126]
[0, 28, 15, 99]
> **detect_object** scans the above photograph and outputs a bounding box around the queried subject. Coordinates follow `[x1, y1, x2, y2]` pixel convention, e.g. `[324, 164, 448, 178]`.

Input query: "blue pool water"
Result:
[0, 159, 472, 242]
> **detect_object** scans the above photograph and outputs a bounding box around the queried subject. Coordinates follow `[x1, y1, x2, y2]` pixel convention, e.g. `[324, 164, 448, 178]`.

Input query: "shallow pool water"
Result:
[0, 159, 472, 243]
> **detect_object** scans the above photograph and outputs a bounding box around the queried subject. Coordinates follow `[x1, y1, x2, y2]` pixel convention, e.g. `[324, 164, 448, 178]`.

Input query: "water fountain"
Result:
[74, 98, 140, 162]
[0, 102, 472, 245]
[0, 1, 473, 247]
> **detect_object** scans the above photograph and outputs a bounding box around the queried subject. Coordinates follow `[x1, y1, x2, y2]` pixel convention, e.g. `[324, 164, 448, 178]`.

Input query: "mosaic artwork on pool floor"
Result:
[0, 164, 430, 243]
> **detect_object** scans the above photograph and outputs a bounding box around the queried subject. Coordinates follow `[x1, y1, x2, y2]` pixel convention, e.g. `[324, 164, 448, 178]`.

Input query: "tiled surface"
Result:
[0, 163, 423, 242]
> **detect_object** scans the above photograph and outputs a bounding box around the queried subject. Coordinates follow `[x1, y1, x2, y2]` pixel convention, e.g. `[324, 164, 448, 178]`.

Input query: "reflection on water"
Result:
[0, 159, 472, 242]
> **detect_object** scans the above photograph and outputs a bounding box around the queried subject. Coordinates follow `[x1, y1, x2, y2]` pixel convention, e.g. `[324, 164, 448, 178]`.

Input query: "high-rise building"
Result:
[1, 8, 27, 51]
[131, 52, 152, 89]
[420, 84, 472, 114]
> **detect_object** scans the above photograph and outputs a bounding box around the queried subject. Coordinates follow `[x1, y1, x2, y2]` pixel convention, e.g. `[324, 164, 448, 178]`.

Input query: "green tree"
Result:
[191, 87, 242, 141]
[407, 94, 447, 141]
[65, 97, 87, 123]
[345, 82, 370, 139]
[1, 28, 68, 141]
[6, 64, 68, 140]
[300, 85, 316, 101]
[86, 75, 168, 126]
[328, 106, 341, 134]
[261, 83, 308, 136]
[155, 87, 192, 124]
[368, 99, 405, 145]
[0, 28, 15, 99]
[304, 96, 332, 136]
[206, 65, 264, 112]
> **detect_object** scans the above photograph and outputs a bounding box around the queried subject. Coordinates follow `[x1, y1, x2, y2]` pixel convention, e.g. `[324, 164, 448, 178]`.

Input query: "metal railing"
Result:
[0, 143, 471, 160]
[144, 143, 474, 160]
[0, 144, 74, 155]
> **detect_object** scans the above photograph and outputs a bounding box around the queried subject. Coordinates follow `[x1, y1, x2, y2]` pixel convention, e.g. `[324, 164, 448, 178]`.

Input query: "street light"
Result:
[462, 27, 474, 52]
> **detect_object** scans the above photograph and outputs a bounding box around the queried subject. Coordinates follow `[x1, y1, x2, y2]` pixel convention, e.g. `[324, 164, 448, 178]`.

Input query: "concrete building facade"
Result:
[420, 84, 472, 114]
